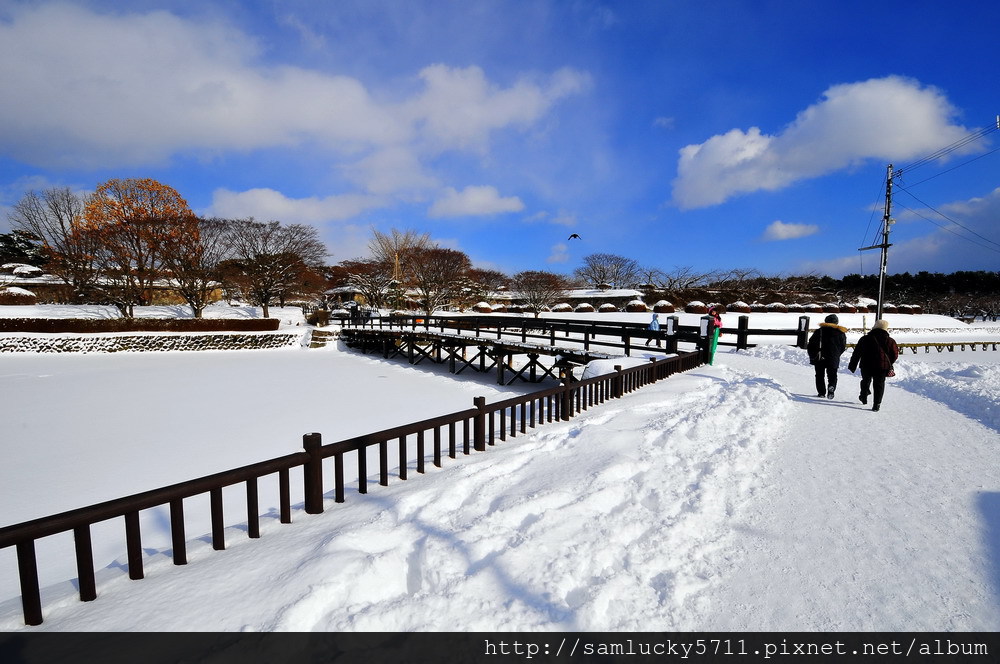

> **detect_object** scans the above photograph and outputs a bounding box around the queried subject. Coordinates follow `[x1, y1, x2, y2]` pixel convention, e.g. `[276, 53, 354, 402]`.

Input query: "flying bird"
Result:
[567, 233, 581, 240]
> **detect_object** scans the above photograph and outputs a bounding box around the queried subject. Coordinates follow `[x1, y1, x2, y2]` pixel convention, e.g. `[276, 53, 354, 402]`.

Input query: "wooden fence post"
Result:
[125, 510, 145, 576]
[303, 432, 324, 514]
[613, 365, 624, 399]
[698, 316, 711, 364]
[17, 540, 43, 626]
[473, 396, 487, 451]
[797, 316, 811, 349]
[737, 315, 750, 350]
[169, 500, 187, 565]
[665, 315, 679, 353]
[74, 525, 97, 600]
[558, 383, 569, 420]
[334, 452, 345, 503]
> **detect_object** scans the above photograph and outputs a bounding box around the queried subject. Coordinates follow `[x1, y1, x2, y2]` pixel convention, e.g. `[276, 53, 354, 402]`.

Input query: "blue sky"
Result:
[1, 0, 998, 279]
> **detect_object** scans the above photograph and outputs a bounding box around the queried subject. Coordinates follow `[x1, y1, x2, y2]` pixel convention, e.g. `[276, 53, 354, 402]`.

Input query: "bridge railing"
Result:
[346, 313, 811, 352]
[0, 351, 700, 626]
[848, 341, 1000, 353]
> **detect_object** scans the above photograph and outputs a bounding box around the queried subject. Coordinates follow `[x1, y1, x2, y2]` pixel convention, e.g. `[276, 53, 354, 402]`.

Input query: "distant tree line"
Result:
[4, 192, 997, 320]
[839, 271, 1000, 319]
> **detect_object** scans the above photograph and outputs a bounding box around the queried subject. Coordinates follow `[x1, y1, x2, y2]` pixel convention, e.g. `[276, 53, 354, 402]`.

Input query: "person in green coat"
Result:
[706, 305, 723, 365]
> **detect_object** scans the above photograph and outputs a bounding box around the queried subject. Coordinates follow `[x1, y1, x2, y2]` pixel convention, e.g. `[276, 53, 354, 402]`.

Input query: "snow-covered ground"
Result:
[0, 307, 998, 631]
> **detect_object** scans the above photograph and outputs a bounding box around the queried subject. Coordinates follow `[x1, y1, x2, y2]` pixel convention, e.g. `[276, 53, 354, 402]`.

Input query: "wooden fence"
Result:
[0, 351, 701, 626]
[845, 341, 999, 353]
[896, 341, 999, 353]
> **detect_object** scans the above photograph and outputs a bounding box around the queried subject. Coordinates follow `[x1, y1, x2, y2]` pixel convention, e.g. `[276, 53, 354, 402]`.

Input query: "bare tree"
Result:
[162, 217, 233, 318]
[634, 266, 668, 289]
[337, 258, 395, 310]
[221, 218, 327, 318]
[368, 227, 433, 282]
[574, 253, 640, 288]
[8, 187, 100, 301]
[660, 265, 716, 290]
[511, 270, 571, 317]
[404, 246, 472, 317]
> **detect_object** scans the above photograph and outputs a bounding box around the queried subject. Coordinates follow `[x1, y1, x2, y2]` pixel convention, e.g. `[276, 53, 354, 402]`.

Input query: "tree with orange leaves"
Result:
[83, 178, 196, 317]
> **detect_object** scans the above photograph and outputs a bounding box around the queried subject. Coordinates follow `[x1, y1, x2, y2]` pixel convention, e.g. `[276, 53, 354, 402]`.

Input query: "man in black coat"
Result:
[807, 314, 848, 399]
[848, 319, 900, 412]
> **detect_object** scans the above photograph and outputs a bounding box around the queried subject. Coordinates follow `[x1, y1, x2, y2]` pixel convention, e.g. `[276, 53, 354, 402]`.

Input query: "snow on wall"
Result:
[0, 332, 305, 354]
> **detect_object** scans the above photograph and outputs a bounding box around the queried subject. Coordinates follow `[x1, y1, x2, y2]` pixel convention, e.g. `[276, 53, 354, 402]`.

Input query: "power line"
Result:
[894, 185, 1000, 252]
[896, 121, 999, 175]
[859, 173, 888, 254]
[854, 117, 999, 276]
[893, 200, 1000, 255]
[902, 143, 1000, 187]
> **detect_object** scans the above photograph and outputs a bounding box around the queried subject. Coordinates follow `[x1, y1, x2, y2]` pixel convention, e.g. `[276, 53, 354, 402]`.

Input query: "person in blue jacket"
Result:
[645, 312, 661, 346]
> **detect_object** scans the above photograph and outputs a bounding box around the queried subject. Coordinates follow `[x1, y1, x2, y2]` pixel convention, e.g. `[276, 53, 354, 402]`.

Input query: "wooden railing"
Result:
[347, 313, 812, 352]
[872, 341, 999, 353]
[0, 351, 701, 626]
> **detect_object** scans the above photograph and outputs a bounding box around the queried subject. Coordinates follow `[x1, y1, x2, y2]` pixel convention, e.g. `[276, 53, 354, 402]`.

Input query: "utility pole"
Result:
[859, 163, 897, 320]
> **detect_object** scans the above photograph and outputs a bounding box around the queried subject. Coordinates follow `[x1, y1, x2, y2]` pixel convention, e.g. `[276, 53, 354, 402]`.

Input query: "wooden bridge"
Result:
[340, 327, 621, 384]
[338, 313, 813, 384]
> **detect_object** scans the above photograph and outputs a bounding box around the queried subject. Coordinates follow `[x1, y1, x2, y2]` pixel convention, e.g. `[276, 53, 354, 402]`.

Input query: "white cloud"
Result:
[523, 210, 578, 227]
[0, 4, 405, 167]
[672, 76, 979, 209]
[547, 242, 570, 264]
[343, 147, 439, 197]
[428, 185, 524, 218]
[405, 65, 591, 153]
[208, 188, 387, 223]
[550, 211, 579, 227]
[762, 220, 819, 241]
[0, 3, 588, 192]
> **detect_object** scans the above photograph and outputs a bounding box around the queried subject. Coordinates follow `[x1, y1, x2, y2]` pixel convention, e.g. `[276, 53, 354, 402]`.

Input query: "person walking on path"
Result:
[807, 314, 848, 399]
[848, 319, 899, 412]
[645, 312, 661, 347]
[706, 306, 723, 365]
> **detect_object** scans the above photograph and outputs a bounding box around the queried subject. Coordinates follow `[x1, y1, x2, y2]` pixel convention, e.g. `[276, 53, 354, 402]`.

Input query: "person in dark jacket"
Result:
[807, 314, 848, 399]
[848, 319, 900, 412]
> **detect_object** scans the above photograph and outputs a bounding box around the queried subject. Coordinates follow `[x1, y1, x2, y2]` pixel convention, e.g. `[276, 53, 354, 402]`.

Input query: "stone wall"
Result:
[0, 331, 306, 354]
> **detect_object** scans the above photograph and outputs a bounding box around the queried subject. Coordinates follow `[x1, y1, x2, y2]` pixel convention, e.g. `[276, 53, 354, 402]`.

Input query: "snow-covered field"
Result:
[0, 306, 998, 631]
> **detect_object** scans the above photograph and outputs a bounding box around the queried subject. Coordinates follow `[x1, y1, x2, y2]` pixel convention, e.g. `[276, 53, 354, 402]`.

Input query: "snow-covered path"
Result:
[1, 342, 998, 631]
[706, 349, 1000, 631]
